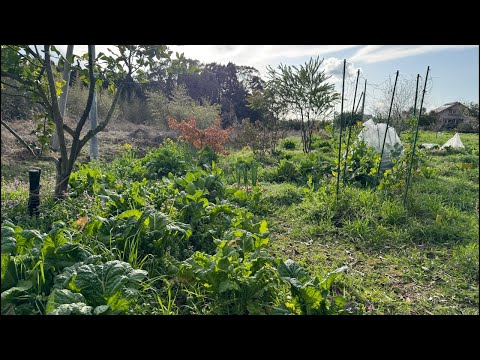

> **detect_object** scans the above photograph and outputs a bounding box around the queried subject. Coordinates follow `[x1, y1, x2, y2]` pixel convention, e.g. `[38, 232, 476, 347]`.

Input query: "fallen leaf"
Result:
[75, 216, 89, 231]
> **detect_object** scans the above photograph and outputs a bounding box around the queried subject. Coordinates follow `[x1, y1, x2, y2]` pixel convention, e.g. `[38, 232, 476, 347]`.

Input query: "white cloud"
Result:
[54, 45, 478, 68]
[55, 45, 476, 72]
[169, 45, 360, 75]
[323, 57, 361, 83]
[350, 45, 477, 64]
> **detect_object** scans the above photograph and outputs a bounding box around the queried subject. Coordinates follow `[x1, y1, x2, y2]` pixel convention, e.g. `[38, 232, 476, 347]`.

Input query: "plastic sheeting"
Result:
[357, 119, 404, 160]
[440, 132, 465, 150]
[419, 143, 439, 150]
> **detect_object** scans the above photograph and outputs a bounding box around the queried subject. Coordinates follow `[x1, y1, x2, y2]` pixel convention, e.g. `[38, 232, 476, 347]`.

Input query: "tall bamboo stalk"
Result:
[404, 68, 430, 206]
[377, 70, 399, 177]
[343, 69, 360, 186]
[335, 59, 346, 202]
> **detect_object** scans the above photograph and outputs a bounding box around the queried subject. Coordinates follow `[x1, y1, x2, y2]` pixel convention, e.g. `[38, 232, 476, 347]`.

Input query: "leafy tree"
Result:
[247, 84, 288, 154]
[458, 101, 479, 133]
[147, 51, 200, 95]
[177, 62, 262, 127]
[267, 57, 339, 153]
[371, 75, 419, 132]
[464, 102, 479, 119]
[1, 45, 171, 198]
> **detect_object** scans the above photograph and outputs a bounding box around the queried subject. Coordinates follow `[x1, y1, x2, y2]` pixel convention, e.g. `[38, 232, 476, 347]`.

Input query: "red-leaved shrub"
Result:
[167, 115, 232, 153]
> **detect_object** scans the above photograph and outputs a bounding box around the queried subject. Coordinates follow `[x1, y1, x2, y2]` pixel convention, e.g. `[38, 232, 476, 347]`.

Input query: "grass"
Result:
[255, 130, 479, 314]
[1, 122, 478, 315]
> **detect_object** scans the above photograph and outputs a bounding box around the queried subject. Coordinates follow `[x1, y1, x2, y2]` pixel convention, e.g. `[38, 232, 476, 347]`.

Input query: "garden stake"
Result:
[335, 59, 346, 201]
[377, 70, 399, 178]
[343, 69, 360, 186]
[404, 67, 430, 207]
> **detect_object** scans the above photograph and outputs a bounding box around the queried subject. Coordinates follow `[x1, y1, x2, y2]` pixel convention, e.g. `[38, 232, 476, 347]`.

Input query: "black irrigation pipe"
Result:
[335, 59, 346, 202]
[343, 69, 360, 186]
[404, 67, 430, 207]
[377, 70, 399, 178]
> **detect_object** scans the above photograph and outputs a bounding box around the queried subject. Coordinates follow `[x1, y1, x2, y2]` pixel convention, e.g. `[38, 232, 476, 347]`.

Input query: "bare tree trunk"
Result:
[52, 45, 74, 151]
[54, 158, 70, 198]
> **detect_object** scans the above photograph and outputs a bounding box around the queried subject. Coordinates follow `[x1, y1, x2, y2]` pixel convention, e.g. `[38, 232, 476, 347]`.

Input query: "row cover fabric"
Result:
[440, 132, 465, 150]
[357, 119, 404, 160]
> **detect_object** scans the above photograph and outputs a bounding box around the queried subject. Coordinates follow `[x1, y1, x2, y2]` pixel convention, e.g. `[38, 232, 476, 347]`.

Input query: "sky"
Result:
[58, 45, 479, 114]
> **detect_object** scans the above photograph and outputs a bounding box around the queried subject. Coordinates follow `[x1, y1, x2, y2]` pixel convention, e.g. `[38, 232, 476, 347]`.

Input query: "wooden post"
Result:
[28, 168, 41, 216]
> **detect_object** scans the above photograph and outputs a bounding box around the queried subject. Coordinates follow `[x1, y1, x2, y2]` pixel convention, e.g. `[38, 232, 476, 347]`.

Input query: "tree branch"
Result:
[6, 45, 41, 67]
[1, 70, 50, 108]
[1, 119, 37, 157]
[75, 45, 96, 134]
[1, 80, 22, 90]
[38, 156, 60, 164]
[44, 45, 69, 167]
[63, 123, 74, 137]
[68, 45, 96, 167]
[0, 121, 60, 165]
[1, 91, 33, 99]
[72, 81, 124, 167]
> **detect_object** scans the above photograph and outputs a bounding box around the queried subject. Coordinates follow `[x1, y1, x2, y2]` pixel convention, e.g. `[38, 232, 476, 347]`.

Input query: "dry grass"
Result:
[1, 118, 178, 165]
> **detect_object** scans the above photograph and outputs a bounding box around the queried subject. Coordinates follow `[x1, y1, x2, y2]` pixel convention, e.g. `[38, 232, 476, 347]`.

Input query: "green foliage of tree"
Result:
[165, 85, 221, 129]
[247, 84, 288, 154]
[267, 57, 339, 153]
[0, 45, 173, 198]
[464, 102, 479, 119]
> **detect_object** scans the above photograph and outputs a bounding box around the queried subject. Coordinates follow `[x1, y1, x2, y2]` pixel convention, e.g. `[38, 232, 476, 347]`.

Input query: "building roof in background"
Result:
[431, 102, 464, 113]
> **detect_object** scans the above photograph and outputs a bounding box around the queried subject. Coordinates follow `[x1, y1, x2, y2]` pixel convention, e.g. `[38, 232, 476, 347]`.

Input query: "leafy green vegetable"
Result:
[54, 257, 147, 312]
[1, 280, 33, 313]
[49, 303, 93, 315]
[46, 288, 90, 314]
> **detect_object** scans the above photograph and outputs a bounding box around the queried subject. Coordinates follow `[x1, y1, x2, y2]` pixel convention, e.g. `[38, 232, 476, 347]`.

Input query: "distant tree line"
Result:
[2, 48, 265, 129]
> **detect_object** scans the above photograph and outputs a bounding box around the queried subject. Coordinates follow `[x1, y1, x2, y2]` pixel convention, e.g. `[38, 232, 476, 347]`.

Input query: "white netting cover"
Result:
[357, 119, 404, 160]
[440, 132, 465, 150]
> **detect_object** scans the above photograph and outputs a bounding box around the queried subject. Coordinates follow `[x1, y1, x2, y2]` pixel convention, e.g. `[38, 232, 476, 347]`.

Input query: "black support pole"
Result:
[377, 70, 399, 177]
[404, 67, 430, 206]
[335, 59, 346, 202]
[28, 168, 41, 216]
[343, 69, 360, 186]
